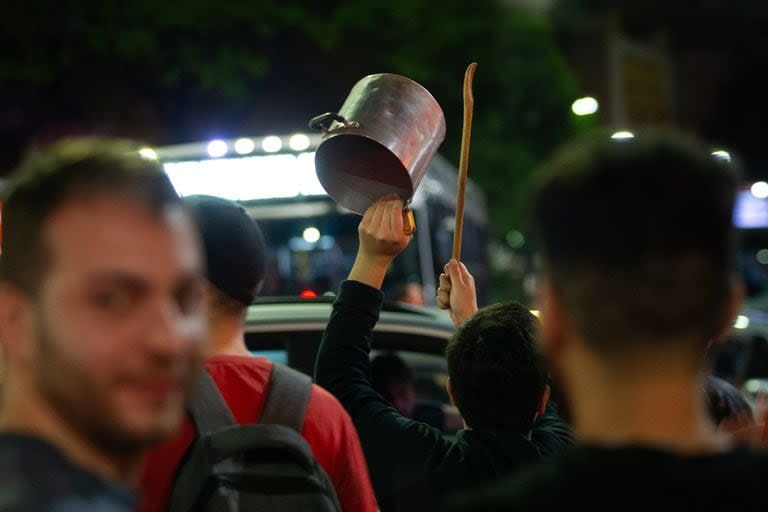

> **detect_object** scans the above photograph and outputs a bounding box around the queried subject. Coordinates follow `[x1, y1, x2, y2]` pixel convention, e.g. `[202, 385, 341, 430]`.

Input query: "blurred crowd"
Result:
[0, 132, 766, 512]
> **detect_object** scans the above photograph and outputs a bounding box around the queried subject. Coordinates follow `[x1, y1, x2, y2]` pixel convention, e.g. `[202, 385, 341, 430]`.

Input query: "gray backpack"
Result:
[169, 364, 342, 512]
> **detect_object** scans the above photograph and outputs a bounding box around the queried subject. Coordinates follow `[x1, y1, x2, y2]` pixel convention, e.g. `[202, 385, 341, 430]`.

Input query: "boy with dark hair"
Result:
[445, 301, 548, 434]
[315, 198, 570, 511]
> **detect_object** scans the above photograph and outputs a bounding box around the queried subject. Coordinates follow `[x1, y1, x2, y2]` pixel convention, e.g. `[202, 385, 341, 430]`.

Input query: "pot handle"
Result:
[403, 208, 416, 236]
[308, 112, 358, 134]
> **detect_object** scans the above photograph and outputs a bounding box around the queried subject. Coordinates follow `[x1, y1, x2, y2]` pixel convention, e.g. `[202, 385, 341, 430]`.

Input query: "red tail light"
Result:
[299, 289, 318, 299]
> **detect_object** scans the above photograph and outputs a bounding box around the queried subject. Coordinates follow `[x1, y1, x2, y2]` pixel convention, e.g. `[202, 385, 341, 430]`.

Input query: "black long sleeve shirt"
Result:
[315, 280, 572, 511]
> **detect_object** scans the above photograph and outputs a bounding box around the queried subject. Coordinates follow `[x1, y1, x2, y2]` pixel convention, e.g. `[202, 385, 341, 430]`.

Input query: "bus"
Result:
[150, 133, 491, 305]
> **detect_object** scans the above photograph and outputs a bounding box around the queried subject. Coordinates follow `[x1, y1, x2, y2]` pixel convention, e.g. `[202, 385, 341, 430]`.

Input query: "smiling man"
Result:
[0, 138, 207, 511]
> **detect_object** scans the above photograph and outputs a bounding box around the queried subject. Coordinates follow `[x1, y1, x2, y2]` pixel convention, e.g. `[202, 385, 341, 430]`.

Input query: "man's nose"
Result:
[144, 300, 188, 357]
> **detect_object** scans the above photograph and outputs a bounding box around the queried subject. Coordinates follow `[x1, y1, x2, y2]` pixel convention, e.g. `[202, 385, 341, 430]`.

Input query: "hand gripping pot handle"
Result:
[309, 112, 416, 235]
[310, 73, 446, 236]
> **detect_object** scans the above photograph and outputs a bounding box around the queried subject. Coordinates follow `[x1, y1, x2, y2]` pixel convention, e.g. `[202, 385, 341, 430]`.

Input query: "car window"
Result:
[246, 329, 448, 376]
[245, 328, 458, 433]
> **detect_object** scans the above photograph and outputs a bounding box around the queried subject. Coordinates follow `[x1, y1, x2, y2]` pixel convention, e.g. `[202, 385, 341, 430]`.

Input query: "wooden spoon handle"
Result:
[453, 62, 478, 260]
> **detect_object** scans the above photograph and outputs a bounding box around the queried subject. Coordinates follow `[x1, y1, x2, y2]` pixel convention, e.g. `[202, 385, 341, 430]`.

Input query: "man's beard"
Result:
[33, 313, 186, 457]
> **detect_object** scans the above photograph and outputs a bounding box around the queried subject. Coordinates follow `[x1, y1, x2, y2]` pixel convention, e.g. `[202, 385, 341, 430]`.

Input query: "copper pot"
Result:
[309, 73, 446, 215]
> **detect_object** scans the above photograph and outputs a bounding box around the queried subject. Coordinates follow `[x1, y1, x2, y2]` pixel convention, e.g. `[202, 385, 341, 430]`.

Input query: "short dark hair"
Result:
[208, 284, 250, 317]
[0, 137, 182, 295]
[531, 131, 739, 353]
[184, 195, 266, 307]
[445, 302, 546, 433]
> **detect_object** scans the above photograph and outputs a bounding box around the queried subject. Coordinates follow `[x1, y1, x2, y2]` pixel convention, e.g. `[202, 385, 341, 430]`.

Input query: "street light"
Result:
[611, 130, 635, 140]
[751, 181, 768, 199]
[571, 96, 599, 116]
[611, 131, 635, 140]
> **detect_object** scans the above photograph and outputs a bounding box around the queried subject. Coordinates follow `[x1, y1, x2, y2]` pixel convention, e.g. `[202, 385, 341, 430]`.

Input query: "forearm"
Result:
[315, 281, 454, 509]
[314, 280, 386, 415]
[347, 253, 390, 290]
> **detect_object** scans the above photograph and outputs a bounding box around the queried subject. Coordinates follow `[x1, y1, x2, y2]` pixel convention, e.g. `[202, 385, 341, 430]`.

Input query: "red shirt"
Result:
[138, 355, 377, 512]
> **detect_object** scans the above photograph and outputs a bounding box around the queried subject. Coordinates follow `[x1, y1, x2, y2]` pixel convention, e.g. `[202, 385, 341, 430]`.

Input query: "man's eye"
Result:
[176, 283, 205, 315]
[92, 290, 133, 312]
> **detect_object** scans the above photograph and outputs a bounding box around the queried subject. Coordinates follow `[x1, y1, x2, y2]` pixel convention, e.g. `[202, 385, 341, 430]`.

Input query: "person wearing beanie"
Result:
[185, 195, 266, 356]
[138, 196, 377, 512]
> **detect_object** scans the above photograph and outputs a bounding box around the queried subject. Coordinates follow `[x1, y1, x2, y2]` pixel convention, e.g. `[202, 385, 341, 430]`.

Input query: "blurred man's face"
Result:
[21, 196, 206, 451]
[399, 284, 425, 307]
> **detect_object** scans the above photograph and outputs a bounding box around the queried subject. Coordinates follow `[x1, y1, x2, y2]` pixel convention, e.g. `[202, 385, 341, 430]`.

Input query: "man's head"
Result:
[371, 352, 417, 416]
[0, 138, 206, 453]
[531, 132, 742, 368]
[183, 195, 265, 332]
[392, 282, 426, 306]
[445, 302, 548, 433]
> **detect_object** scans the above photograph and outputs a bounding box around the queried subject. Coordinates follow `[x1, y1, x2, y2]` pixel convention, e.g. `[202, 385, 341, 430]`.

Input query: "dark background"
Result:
[2, 0, 766, 235]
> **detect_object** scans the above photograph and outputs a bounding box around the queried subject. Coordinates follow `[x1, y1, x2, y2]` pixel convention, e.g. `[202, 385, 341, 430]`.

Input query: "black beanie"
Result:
[184, 195, 266, 306]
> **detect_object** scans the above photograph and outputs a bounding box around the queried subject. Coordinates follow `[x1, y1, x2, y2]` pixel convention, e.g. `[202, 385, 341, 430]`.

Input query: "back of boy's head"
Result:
[446, 302, 546, 433]
[531, 131, 739, 354]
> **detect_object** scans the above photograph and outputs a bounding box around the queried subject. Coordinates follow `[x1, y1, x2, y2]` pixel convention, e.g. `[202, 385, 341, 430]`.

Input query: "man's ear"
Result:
[710, 276, 746, 346]
[0, 283, 33, 365]
[536, 278, 567, 359]
[446, 377, 457, 408]
[536, 278, 575, 391]
[537, 385, 551, 416]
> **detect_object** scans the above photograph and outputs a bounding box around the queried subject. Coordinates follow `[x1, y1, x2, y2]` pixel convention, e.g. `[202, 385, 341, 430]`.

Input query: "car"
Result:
[244, 295, 457, 421]
[246, 296, 768, 416]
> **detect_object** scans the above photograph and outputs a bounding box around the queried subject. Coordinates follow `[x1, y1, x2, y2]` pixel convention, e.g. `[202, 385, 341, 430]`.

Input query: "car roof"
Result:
[245, 297, 766, 342]
[245, 296, 456, 340]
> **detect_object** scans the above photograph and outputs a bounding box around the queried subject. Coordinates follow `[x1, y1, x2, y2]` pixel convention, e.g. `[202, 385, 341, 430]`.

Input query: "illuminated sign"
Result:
[163, 152, 327, 201]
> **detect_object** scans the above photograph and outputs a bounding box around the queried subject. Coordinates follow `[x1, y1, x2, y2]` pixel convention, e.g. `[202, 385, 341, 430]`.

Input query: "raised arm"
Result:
[314, 198, 453, 510]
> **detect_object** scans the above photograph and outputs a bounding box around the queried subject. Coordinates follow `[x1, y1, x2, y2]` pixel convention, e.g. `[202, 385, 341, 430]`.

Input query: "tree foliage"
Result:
[1, 0, 587, 233]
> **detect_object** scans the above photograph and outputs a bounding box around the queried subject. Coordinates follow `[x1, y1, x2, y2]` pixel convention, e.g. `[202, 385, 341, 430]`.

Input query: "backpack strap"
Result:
[260, 364, 312, 432]
[187, 368, 237, 435]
